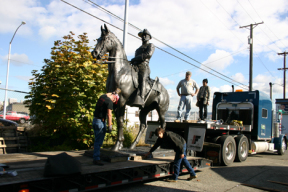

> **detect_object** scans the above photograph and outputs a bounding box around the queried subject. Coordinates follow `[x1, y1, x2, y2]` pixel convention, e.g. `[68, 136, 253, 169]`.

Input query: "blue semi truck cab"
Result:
[148, 90, 286, 166]
[205, 90, 287, 165]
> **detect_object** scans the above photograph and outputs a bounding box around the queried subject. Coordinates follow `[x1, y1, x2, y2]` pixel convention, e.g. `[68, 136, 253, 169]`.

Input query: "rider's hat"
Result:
[138, 29, 152, 39]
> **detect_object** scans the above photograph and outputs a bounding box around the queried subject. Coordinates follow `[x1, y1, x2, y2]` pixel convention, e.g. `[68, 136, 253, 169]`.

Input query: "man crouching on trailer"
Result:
[144, 128, 197, 182]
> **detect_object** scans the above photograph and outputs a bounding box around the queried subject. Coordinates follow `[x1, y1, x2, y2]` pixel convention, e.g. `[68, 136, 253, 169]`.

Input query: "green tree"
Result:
[25, 32, 108, 148]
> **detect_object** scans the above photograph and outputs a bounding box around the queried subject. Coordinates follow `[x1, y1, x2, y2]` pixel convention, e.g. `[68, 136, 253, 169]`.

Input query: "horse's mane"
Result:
[108, 32, 128, 61]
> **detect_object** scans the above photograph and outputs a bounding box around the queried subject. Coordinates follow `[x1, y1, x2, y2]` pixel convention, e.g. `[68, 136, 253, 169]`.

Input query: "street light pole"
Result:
[122, 0, 129, 52]
[3, 21, 26, 119]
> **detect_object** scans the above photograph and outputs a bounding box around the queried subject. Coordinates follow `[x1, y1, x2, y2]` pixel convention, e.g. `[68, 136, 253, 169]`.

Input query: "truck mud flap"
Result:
[197, 142, 221, 166]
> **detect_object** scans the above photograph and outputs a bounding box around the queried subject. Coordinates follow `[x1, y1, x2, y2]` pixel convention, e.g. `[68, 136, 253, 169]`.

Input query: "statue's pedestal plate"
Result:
[84, 147, 175, 162]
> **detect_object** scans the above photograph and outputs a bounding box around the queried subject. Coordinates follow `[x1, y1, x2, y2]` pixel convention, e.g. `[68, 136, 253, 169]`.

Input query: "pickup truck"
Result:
[0, 111, 30, 124]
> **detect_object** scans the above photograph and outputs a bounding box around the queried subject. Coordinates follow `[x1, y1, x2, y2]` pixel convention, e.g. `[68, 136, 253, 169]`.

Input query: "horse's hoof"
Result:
[111, 145, 119, 151]
[111, 143, 120, 151]
[111, 141, 124, 151]
[129, 142, 137, 149]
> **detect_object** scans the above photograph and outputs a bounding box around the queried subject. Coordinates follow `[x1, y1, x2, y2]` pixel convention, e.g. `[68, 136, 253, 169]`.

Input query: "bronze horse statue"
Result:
[91, 24, 169, 151]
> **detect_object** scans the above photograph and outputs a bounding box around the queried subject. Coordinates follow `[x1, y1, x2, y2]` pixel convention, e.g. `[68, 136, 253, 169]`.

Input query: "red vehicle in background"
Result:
[0, 111, 30, 124]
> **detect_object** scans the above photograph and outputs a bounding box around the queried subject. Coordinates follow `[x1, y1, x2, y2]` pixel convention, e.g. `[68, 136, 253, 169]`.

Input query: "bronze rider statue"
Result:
[130, 29, 155, 107]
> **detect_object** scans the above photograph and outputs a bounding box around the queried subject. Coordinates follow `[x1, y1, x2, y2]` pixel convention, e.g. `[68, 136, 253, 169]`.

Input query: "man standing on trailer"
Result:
[144, 128, 197, 182]
[197, 78, 211, 121]
[175, 71, 199, 123]
[92, 90, 120, 166]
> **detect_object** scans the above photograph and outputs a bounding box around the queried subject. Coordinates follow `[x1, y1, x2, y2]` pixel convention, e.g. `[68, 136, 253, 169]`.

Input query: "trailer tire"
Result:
[235, 135, 248, 162]
[218, 136, 236, 166]
[278, 138, 286, 155]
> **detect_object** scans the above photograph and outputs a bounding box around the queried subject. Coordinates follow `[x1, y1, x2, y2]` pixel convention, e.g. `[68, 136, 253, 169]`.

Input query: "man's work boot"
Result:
[174, 119, 181, 123]
[93, 160, 104, 166]
[165, 178, 177, 182]
[187, 175, 197, 181]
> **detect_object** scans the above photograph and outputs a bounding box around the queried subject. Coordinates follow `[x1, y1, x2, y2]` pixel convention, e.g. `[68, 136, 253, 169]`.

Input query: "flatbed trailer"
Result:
[0, 150, 212, 192]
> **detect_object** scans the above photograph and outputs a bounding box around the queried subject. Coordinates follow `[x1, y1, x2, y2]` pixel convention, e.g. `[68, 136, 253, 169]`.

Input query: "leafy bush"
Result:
[25, 32, 108, 148]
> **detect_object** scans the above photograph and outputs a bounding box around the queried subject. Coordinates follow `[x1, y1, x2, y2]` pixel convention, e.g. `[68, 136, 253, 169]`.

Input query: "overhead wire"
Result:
[199, 0, 245, 44]
[80, 0, 249, 89]
[61, 0, 248, 89]
[247, 0, 288, 49]
[162, 47, 247, 78]
[236, 0, 282, 52]
[216, 0, 281, 84]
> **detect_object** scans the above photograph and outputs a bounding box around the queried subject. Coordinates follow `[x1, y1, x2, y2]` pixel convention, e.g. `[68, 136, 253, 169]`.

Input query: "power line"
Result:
[81, 0, 249, 88]
[199, 0, 245, 44]
[61, 0, 249, 89]
[202, 0, 280, 87]
[162, 47, 247, 78]
[216, 0, 278, 83]
[247, 0, 288, 49]
[236, 0, 282, 52]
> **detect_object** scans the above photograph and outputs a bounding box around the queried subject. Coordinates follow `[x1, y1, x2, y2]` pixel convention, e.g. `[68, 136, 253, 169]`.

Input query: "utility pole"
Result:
[278, 52, 288, 99]
[240, 22, 264, 91]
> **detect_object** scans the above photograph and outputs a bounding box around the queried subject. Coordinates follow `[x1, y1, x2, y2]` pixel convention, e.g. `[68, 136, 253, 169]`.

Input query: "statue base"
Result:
[84, 147, 175, 162]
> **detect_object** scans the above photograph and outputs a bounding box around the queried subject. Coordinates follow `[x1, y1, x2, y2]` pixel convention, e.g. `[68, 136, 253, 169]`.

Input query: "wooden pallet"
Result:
[0, 126, 28, 154]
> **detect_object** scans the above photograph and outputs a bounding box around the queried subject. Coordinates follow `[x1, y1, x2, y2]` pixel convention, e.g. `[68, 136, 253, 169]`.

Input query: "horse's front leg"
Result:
[111, 105, 125, 151]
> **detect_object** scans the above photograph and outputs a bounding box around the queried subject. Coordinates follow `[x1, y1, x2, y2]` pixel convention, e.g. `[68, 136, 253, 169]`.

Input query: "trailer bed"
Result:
[0, 150, 211, 192]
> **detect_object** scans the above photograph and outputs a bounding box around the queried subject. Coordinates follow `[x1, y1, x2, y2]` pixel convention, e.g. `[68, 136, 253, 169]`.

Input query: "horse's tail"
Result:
[154, 81, 170, 112]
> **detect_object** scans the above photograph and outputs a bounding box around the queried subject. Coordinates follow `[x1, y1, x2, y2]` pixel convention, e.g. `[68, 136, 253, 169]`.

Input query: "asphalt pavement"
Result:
[98, 151, 288, 192]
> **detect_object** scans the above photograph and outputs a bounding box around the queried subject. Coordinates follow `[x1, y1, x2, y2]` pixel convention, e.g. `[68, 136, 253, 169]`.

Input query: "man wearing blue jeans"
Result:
[175, 71, 199, 123]
[144, 128, 197, 182]
[92, 91, 120, 166]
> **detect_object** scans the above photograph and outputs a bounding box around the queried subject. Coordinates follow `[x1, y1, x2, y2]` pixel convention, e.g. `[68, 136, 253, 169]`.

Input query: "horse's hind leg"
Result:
[130, 106, 152, 149]
[156, 105, 167, 129]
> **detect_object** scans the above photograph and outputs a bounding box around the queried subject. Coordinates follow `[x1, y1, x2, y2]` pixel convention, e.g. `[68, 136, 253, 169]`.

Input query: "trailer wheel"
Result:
[235, 136, 248, 162]
[218, 136, 236, 166]
[278, 138, 286, 155]
[19, 118, 25, 124]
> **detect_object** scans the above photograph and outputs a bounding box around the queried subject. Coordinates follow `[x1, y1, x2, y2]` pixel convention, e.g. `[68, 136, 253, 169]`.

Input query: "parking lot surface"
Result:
[100, 152, 288, 192]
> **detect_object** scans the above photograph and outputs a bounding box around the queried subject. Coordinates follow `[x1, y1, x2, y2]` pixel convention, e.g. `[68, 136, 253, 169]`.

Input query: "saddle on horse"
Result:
[130, 66, 160, 108]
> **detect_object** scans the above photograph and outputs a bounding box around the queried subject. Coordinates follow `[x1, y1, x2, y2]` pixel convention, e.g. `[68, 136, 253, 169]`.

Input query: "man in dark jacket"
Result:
[197, 78, 211, 121]
[144, 128, 197, 182]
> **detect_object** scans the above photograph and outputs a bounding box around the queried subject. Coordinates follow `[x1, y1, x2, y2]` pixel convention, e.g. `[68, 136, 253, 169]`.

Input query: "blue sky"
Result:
[1, 0, 288, 112]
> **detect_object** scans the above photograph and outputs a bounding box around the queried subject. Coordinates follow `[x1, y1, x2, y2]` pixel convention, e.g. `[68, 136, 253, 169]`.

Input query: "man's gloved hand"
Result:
[107, 125, 113, 133]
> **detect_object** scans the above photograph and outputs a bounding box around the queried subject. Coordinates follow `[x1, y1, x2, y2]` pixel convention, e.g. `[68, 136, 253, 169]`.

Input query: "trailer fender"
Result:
[273, 134, 287, 151]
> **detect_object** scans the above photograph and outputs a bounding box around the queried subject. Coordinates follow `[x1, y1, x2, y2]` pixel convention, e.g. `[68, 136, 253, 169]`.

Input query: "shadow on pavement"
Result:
[210, 165, 288, 191]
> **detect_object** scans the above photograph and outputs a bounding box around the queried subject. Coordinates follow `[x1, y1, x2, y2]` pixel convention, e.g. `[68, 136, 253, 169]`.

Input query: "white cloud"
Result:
[167, 88, 179, 111]
[159, 77, 174, 86]
[1, 53, 33, 66]
[39, 26, 57, 40]
[253, 74, 284, 96]
[2, 0, 288, 58]
[231, 73, 247, 84]
[202, 50, 234, 71]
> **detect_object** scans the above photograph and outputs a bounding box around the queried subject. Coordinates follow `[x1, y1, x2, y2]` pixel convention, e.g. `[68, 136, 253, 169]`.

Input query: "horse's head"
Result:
[91, 24, 115, 60]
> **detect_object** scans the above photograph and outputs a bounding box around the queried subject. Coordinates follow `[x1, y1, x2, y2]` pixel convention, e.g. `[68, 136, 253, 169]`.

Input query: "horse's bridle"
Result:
[97, 35, 113, 58]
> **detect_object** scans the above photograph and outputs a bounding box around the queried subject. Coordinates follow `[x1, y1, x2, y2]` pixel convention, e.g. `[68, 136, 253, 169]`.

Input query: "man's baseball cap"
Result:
[186, 71, 192, 75]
